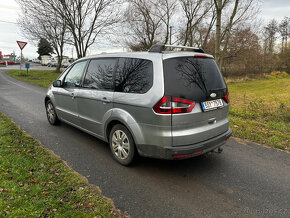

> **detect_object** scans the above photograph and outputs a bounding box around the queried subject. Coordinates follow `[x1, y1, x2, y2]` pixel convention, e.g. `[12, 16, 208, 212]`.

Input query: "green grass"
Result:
[0, 112, 123, 217]
[6, 70, 290, 151]
[228, 75, 290, 151]
[7, 70, 60, 88]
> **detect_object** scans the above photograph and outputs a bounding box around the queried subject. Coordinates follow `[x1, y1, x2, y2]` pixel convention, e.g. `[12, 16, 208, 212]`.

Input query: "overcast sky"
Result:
[0, 0, 289, 59]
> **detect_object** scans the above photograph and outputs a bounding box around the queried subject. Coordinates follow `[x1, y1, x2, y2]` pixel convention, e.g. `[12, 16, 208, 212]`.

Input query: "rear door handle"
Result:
[101, 97, 111, 104]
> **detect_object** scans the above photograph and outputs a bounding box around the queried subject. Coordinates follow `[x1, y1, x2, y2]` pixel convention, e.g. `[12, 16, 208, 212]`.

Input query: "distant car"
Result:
[61, 61, 70, 68]
[32, 59, 40, 63]
[47, 60, 57, 67]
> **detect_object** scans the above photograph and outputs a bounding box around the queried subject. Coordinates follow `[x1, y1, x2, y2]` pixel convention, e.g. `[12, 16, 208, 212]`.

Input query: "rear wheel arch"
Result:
[105, 119, 141, 147]
[44, 96, 50, 105]
[106, 120, 132, 142]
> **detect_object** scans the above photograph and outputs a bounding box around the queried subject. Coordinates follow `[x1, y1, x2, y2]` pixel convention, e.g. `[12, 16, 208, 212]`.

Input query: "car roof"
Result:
[78, 51, 213, 62]
[80, 52, 161, 60]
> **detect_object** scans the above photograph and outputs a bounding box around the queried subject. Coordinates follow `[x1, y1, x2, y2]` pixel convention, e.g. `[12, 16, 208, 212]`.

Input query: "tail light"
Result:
[153, 96, 195, 114]
[194, 54, 208, 59]
[224, 92, 230, 103]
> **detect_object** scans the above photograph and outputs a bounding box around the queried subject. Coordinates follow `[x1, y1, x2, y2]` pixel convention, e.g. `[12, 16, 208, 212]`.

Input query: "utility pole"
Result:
[169, 26, 173, 45]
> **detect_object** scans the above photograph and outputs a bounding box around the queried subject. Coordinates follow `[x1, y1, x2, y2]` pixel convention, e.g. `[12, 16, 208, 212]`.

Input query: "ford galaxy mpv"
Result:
[45, 44, 232, 165]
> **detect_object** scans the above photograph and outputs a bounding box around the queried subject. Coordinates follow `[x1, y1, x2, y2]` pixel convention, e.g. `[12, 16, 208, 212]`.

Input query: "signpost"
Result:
[16, 41, 27, 74]
[25, 63, 30, 74]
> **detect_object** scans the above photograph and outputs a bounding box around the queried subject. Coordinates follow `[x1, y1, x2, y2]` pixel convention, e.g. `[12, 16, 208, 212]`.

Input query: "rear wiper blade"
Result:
[209, 88, 226, 92]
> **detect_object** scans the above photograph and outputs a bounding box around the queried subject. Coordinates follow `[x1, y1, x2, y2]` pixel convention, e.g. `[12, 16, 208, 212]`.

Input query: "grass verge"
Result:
[7, 70, 60, 88]
[5, 70, 290, 151]
[228, 75, 289, 151]
[0, 112, 123, 217]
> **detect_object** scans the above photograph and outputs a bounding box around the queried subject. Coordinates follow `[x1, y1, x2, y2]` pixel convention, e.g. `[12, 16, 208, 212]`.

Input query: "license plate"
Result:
[201, 99, 223, 111]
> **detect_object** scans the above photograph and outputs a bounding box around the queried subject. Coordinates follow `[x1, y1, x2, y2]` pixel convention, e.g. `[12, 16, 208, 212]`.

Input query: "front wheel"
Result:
[45, 100, 60, 125]
[109, 124, 136, 166]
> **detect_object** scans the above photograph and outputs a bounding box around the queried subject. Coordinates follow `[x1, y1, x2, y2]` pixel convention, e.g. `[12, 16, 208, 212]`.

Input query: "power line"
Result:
[0, 20, 17, 24]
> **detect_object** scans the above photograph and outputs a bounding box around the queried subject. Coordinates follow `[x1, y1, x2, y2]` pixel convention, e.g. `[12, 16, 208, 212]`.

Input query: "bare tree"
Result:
[41, 15, 67, 72]
[213, 0, 229, 67]
[178, 0, 214, 47]
[124, 0, 177, 51]
[223, 27, 262, 75]
[155, 0, 178, 45]
[198, 7, 216, 50]
[125, 0, 161, 50]
[17, 0, 68, 72]
[263, 19, 278, 54]
[279, 17, 289, 53]
[38, 0, 120, 58]
[214, 0, 258, 69]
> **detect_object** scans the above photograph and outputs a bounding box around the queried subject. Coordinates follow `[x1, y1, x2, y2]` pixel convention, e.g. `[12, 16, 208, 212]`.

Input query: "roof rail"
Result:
[148, 44, 204, 53]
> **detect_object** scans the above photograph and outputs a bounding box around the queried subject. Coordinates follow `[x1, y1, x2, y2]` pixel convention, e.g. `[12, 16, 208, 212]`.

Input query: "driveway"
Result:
[0, 69, 289, 218]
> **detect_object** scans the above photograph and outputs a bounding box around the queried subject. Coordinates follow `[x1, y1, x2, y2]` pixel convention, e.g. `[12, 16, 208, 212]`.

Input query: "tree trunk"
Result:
[215, 0, 222, 68]
[281, 37, 284, 53]
[55, 49, 62, 73]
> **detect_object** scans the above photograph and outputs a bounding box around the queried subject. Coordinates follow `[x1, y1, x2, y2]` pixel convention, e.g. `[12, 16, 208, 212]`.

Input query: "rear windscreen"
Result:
[163, 57, 227, 102]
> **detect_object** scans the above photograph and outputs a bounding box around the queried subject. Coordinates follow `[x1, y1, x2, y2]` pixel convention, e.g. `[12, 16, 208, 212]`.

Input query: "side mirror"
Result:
[53, 80, 63, 87]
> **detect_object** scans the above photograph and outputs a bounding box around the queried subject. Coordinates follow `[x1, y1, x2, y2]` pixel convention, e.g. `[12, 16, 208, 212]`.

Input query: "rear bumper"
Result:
[136, 128, 232, 159]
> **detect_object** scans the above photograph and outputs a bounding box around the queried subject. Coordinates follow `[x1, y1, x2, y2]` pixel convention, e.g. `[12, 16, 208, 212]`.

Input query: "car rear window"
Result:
[163, 57, 227, 102]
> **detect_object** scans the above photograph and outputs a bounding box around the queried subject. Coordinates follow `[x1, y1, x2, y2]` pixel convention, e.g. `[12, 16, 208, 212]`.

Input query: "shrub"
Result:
[266, 71, 288, 79]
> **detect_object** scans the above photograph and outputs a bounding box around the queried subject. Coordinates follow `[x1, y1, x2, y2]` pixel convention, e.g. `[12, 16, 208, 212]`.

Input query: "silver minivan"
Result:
[45, 44, 232, 165]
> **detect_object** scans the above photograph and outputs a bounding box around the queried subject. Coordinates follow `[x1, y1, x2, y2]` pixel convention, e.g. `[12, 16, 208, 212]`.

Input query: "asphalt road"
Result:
[2, 62, 64, 71]
[0, 69, 289, 218]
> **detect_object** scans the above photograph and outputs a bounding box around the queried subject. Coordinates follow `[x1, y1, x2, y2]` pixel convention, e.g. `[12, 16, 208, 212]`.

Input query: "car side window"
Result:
[57, 65, 72, 81]
[83, 58, 116, 91]
[63, 61, 87, 88]
[115, 58, 153, 94]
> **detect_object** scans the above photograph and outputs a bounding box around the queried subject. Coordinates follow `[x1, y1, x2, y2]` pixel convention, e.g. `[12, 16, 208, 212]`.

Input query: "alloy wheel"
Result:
[111, 130, 130, 160]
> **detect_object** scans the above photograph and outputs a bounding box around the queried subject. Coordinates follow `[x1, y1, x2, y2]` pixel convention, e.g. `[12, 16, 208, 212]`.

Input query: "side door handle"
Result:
[70, 92, 75, 99]
[101, 97, 111, 104]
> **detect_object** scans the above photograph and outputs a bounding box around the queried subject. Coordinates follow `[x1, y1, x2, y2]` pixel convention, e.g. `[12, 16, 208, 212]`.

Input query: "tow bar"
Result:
[213, 146, 223, 154]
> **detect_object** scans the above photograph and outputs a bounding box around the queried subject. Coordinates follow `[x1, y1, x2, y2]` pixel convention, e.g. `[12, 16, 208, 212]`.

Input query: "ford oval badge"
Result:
[210, 93, 217, 98]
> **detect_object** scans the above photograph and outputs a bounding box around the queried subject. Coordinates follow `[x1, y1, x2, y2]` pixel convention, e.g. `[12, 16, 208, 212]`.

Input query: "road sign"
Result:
[17, 41, 28, 74]
[17, 41, 27, 50]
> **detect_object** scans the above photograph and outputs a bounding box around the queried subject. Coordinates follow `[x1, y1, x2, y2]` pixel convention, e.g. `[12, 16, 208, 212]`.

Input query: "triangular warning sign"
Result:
[17, 41, 27, 50]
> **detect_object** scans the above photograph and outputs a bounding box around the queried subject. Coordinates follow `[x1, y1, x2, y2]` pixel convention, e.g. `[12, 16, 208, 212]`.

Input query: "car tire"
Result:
[109, 124, 136, 166]
[45, 100, 60, 125]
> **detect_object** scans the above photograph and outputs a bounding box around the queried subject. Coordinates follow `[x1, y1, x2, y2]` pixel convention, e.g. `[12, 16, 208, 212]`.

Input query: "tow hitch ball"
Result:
[213, 146, 223, 154]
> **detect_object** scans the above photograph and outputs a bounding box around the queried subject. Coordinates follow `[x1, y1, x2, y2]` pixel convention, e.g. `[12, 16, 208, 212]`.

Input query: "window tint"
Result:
[163, 57, 227, 102]
[115, 58, 153, 94]
[64, 61, 87, 88]
[83, 58, 116, 91]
